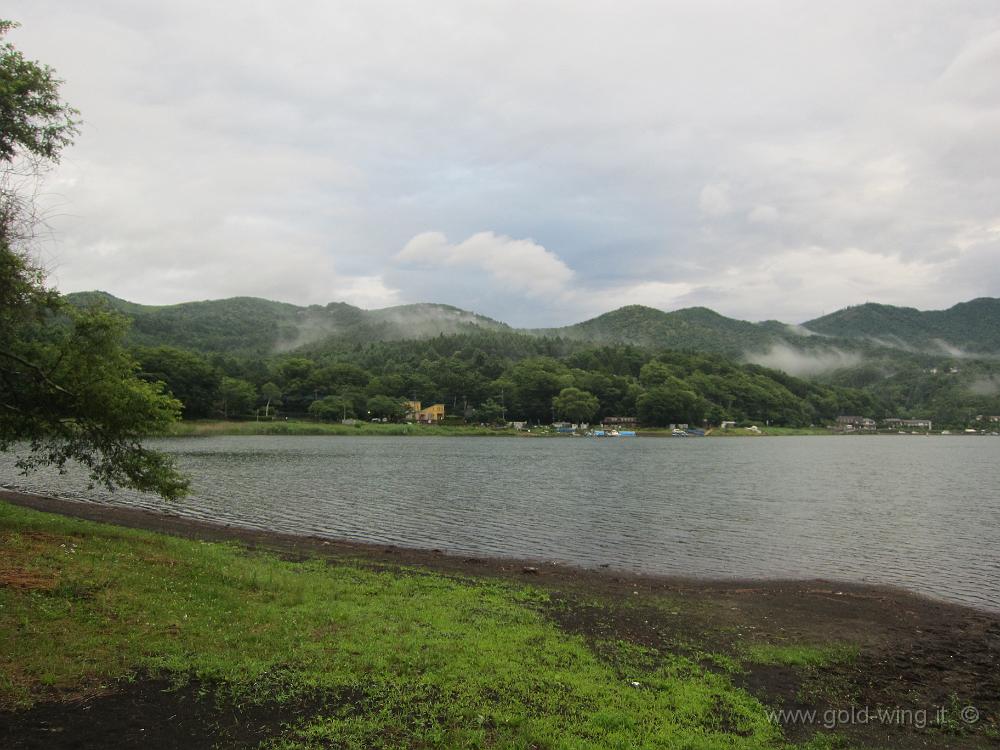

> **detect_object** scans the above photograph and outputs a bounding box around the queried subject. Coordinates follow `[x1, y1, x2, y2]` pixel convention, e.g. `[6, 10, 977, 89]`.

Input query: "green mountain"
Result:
[803, 298, 1000, 355]
[65, 292, 1000, 427]
[535, 305, 784, 357]
[67, 291, 1000, 362]
[65, 293, 510, 356]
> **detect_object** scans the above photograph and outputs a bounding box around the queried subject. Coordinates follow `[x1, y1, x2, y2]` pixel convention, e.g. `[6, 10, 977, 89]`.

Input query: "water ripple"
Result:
[2, 435, 998, 611]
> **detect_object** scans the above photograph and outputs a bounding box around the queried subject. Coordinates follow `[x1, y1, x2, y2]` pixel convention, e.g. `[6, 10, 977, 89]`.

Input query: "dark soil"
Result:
[544, 591, 1000, 748]
[0, 677, 331, 750]
[2, 489, 998, 749]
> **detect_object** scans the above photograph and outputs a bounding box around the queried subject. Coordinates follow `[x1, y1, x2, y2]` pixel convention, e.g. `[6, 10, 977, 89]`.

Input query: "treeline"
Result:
[133, 331, 878, 427]
[825, 357, 1000, 427]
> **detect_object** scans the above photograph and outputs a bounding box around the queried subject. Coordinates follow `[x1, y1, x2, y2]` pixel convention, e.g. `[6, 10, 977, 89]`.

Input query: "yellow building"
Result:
[405, 401, 445, 423]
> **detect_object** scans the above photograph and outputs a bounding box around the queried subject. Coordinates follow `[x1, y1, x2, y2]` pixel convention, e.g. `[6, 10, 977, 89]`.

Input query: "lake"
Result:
[2, 435, 998, 611]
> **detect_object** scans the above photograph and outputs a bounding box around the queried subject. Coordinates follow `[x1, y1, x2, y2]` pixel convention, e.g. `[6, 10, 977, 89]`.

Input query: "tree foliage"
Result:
[366, 394, 407, 422]
[135, 345, 220, 419]
[308, 394, 353, 421]
[552, 387, 599, 423]
[0, 21, 78, 164]
[218, 377, 256, 418]
[0, 21, 187, 499]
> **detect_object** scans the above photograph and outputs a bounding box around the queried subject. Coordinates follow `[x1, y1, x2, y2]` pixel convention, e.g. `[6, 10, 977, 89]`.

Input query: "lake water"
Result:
[2, 435, 998, 611]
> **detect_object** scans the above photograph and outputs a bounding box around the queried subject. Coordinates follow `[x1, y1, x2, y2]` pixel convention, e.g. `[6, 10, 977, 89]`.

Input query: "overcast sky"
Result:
[8, 1, 1000, 325]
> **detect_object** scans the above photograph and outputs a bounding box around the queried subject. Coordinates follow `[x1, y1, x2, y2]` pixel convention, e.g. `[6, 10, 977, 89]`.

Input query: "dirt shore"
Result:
[2, 488, 998, 748]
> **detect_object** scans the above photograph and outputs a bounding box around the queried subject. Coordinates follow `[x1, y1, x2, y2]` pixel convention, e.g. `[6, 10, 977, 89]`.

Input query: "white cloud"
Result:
[684, 247, 948, 322]
[47, 207, 401, 309]
[699, 183, 732, 217]
[746, 344, 864, 376]
[5, 1, 1000, 325]
[601, 280, 696, 310]
[396, 231, 574, 297]
[748, 205, 780, 224]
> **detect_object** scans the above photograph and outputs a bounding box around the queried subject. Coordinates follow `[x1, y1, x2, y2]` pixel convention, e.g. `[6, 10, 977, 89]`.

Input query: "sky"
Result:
[7, 1, 1000, 326]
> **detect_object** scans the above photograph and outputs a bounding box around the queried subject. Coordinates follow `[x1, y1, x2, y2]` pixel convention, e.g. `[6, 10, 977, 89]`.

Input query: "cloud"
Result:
[748, 205, 780, 224]
[601, 280, 696, 310]
[699, 183, 732, 217]
[968, 377, 1000, 397]
[5, 1, 1000, 326]
[683, 247, 948, 322]
[746, 344, 865, 377]
[396, 231, 574, 297]
[46, 197, 401, 309]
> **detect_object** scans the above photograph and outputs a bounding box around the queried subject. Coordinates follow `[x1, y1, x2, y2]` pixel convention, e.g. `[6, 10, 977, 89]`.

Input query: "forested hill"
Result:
[802, 298, 1000, 355]
[64, 292, 1000, 428]
[534, 305, 784, 357]
[65, 292, 511, 356]
[66, 292, 813, 358]
[67, 291, 1000, 360]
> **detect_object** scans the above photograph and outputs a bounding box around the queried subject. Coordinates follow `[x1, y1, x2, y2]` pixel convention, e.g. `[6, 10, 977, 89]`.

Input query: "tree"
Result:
[259, 381, 282, 417]
[135, 345, 221, 418]
[637, 382, 707, 427]
[308, 395, 353, 421]
[0, 21, 187, 499]
[638, 360, 676, 387]
[552, 387, 599, 424]
[472, 398, 505, 425]
[507, 357, 572, 422]
[366, 394, 407, 422]
[218, 377, 256, 418]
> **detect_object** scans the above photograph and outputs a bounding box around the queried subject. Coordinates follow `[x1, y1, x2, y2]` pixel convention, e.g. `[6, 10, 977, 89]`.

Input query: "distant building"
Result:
[883, 418, 933, 431]
[603, 416, 638, 427]
[720, 420, 737, 429]
[836, 415, 876, 432]
[405, 401, 445, 424]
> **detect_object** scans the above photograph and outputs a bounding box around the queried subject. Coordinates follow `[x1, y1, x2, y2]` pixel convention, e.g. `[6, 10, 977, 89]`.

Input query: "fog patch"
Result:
[368, 305, 503, 339]
[368, 305, 501, 339]
[864, 335, 919, 352]
[271, 303, 506, 353]
[931, 338, 971, 358]
[273, 312, 346, 353]
[746, 344, 864, 376]
[967, 377, 1000, 397]
[784, 324, 819, 337]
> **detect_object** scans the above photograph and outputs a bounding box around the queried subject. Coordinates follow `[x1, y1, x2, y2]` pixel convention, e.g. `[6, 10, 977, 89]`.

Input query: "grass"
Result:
[0, 500, 849, 749]
[165, 419, 517, 438]
[741, 643, 860, 668]
[167, 420, 835, 439]
[706, 427, 831, 437]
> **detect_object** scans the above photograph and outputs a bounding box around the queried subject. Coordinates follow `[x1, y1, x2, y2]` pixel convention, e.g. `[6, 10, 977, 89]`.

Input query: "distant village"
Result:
[835, 414, 1000, 435]
[364, 401, 1000, 437]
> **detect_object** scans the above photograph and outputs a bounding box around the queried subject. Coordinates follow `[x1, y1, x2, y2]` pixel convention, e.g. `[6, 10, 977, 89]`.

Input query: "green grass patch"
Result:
[741, 643, 860, 668]
[707, 427, 830, 437]
[164, 419, 516, 438]
[1, 500, 843, 748]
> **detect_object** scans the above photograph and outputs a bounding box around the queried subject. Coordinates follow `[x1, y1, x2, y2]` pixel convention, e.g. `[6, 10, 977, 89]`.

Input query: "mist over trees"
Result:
[126, 332, 895, 429]
[112, 295, 1000, 430]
